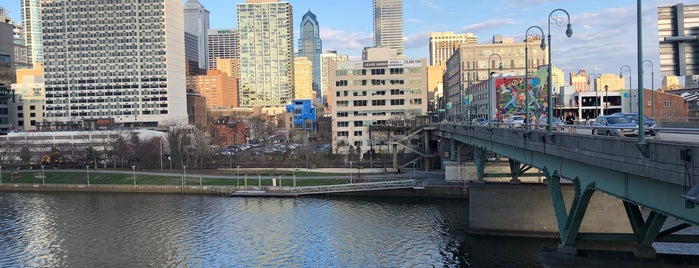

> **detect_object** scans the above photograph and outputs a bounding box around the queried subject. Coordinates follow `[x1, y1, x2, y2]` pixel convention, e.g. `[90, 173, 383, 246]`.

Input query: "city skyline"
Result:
[2, 0, 688, 88]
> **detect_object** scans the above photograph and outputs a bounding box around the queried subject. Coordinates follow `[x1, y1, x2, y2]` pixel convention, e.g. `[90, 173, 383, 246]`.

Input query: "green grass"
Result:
[4, 171, 351, 187]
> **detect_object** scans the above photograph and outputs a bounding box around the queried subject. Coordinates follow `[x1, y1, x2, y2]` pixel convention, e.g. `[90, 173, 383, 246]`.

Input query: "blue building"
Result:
[296, 10, 322, 99]
[286, 99, 316, 131]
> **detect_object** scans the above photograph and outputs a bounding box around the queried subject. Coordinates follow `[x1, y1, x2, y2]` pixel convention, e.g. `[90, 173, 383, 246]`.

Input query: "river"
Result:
[0, 192, 561, 267]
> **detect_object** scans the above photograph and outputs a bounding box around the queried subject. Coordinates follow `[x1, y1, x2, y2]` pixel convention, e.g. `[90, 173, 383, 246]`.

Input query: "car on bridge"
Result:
[502, 114, 525, 128]
[537, 117, 565, 131]
[472, 118, 488, 126]
[611, 112, 658, 136]
[592, 115, 640, 137]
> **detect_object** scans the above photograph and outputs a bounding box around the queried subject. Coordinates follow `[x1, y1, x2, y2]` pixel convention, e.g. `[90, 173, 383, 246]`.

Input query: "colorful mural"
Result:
[494, 69, 549, 120]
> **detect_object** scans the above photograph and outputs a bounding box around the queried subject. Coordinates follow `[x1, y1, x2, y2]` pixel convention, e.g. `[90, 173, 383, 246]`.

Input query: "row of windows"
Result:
[336, 67, 415, 76]
[335, 79, 410, 87]
[336, 89, 422, 97]
[45, 109, 168, 118]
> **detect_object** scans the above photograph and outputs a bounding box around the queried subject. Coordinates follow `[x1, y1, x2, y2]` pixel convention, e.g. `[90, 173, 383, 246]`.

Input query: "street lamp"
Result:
[236, 165, 240, 187]
[524, 25, 547, 132]
[588, 73, 600, 118]
[86, 166, 90, 186]
[604, 85, 609, 114]
[487, 53, 503, 127]
[182, 165, 187, 188]
[643, 60, 655, 118]
[131, 165, 136, 186]
[547, 8, 573, 135]
[41, 165, 45, 185]
[620, 64, 632, 112]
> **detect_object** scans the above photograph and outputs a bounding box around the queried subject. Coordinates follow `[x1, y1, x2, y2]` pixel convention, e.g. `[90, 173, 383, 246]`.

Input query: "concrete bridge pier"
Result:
[473, 147, 486, 183]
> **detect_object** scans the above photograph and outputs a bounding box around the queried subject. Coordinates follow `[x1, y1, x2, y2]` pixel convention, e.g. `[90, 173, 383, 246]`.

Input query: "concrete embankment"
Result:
[0, 183, 236, 196]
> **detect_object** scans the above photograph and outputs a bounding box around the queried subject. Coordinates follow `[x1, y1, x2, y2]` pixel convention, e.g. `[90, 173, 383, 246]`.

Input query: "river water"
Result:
[0, 192, 560, 267]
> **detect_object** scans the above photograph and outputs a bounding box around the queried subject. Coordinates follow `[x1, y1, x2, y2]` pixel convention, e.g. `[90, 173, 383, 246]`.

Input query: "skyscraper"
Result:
[429, 31, 477, 66]
[237, 0, 294, 109]
[184, 0, 210, 70]
[297, 10, 321, 98]
[21, 0, 42, 64]
[207, 28, 239, 70]
[320, 50, 348, 104]
[373, 0, 403, 55]
[41, 0, 187, 128]
[294, 57, 313, 100]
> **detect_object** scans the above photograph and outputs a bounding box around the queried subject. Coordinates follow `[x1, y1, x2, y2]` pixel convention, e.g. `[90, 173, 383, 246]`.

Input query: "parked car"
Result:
[592, 115, 639, 137]
[472, 118, 488, 126]
[503, 114, 525, 128]
[611, 112, 658, 136]
[538, 117, 565, 131]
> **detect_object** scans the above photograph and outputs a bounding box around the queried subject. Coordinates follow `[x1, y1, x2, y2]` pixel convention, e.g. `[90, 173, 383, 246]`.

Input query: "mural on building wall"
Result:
[494, 69, 549, 121]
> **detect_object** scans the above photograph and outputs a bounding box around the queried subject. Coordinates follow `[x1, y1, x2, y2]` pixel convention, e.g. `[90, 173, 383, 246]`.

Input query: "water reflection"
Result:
[0, 192, 554, 267]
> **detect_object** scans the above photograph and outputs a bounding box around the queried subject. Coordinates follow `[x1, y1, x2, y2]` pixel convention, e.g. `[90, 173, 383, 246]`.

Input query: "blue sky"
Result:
[2, 0, 690, 87]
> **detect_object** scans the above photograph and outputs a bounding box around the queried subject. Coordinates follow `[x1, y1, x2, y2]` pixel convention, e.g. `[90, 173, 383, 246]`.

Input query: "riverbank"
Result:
[0, 182, 469, 198]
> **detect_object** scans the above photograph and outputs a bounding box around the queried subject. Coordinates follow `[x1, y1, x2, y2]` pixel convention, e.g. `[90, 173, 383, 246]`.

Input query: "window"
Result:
[336, 80, 348, 86]
[354, 141, 363, 147]
[389, 68, 404, 75]
[354, 131, 363, 136]
[663, 100, 671, 107]
[371, 79, 385, 85]
[337, 121, 349, 127]
[390, 89, 403, 95]
[371, 69, 385, 75]
[390, 99, 405, 105]
[354, 121, 363, 127]
[372, 100, 386, 106]
[337, 131, 349, 137]
[337, 101, 348, 107]
[353, 100, 367, 106]
[337, 112, 348, 117]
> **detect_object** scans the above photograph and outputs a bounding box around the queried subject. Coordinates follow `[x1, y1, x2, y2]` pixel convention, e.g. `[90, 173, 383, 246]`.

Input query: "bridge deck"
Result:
[230, 179, 417, 197]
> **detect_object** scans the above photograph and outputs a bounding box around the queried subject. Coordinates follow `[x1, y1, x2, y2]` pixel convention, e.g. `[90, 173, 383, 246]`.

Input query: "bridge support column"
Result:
[508, 159, 522, 184]
[545, 169, 595, 255]
[473, 147, 486, 183]
[424, 130, 432, 171]
[392, 143, 398, 172]
[623, 201, 667, 258]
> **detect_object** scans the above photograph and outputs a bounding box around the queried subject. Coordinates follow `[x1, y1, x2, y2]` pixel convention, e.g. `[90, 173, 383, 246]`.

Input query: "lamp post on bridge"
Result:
[643, 60, 655, 118]
[487, 54, 503, 127]
[547, 8, 573, 135]
[524, 25, 547, 133]
[588, 73, 600, 118]
[604, 85, 609, 114]
[620, 65, 632, 112]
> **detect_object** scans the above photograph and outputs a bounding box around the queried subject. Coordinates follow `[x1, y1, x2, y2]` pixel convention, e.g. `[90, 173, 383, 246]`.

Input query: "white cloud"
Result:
[406, 18, 422, 23]
[319, 26, 373, 53]
[420, 0, 440, 10]
[461, 18, 519, 34]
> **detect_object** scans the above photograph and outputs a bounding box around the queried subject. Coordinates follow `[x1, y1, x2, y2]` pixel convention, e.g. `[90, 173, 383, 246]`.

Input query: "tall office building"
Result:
[237, 0, 294, 110]
[207, 28, 239, 70]
[21, 0, 42, 64]
[184, 0, 210, 70]
[429, 31, 477, 66]
[184, 32, 200, 75]
[373, 0, 404, 55]
[658, 3, 699, 77]
[320, 50, 348, 104]
[41, 0, 187, 128]
[294, 57, 313, 100]
[297, 10, 322, 98]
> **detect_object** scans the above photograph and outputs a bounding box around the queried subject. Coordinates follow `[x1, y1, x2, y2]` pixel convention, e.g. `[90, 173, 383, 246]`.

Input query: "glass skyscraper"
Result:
[184, 0, 210, 70]
[297, 10, 321, 99]
[21, 0, 43, 63]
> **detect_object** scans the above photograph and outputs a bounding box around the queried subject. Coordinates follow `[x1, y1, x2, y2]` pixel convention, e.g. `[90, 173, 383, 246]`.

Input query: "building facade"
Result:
[184, 32, 200, 75]
[294, 57, 314, 100]
[285, 99, 316, 131]
[41, 0, 187, 128]
[658, 3, 699, 77]
[429, 31, 477, 66]
[237, 0, 294, 109]
[184, 0, 210, 70]
[207, 28, 239, 70]
[186, 69, 237, 110]
[329, 48, 427, 154]
[320, 50, 348, 104]
[10, 62, 44, 131]
[297, 10, 322, 97]
[20, 0, 42, 64]
[215, 58, 240, 79]
[373, 0, 403, 55]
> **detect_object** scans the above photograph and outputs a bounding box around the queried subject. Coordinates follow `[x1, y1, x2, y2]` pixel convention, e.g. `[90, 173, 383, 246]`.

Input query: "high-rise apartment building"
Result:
[41, 0, 187, 128]
[297, 10, 322, 98]
[187, 70, 237, 110]
[237, 0, 294, 110]
[658, 3, 699, 76]
[184, 0, 210, 71]
[320, 50, 348, 104]
[10, 62, 44, 131]
[429, 31, 477, 66]
[373, 0, 403, 55]
[215, 58, 240, 79]
[294, 57, 313, 100]
[20, 0, 42, 64]
[329, 48, 426, 155]
[207, 28, 239, 70]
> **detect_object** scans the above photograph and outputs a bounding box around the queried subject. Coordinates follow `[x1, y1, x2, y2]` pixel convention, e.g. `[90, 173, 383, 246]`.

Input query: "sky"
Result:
[2, 0, 691, 88]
